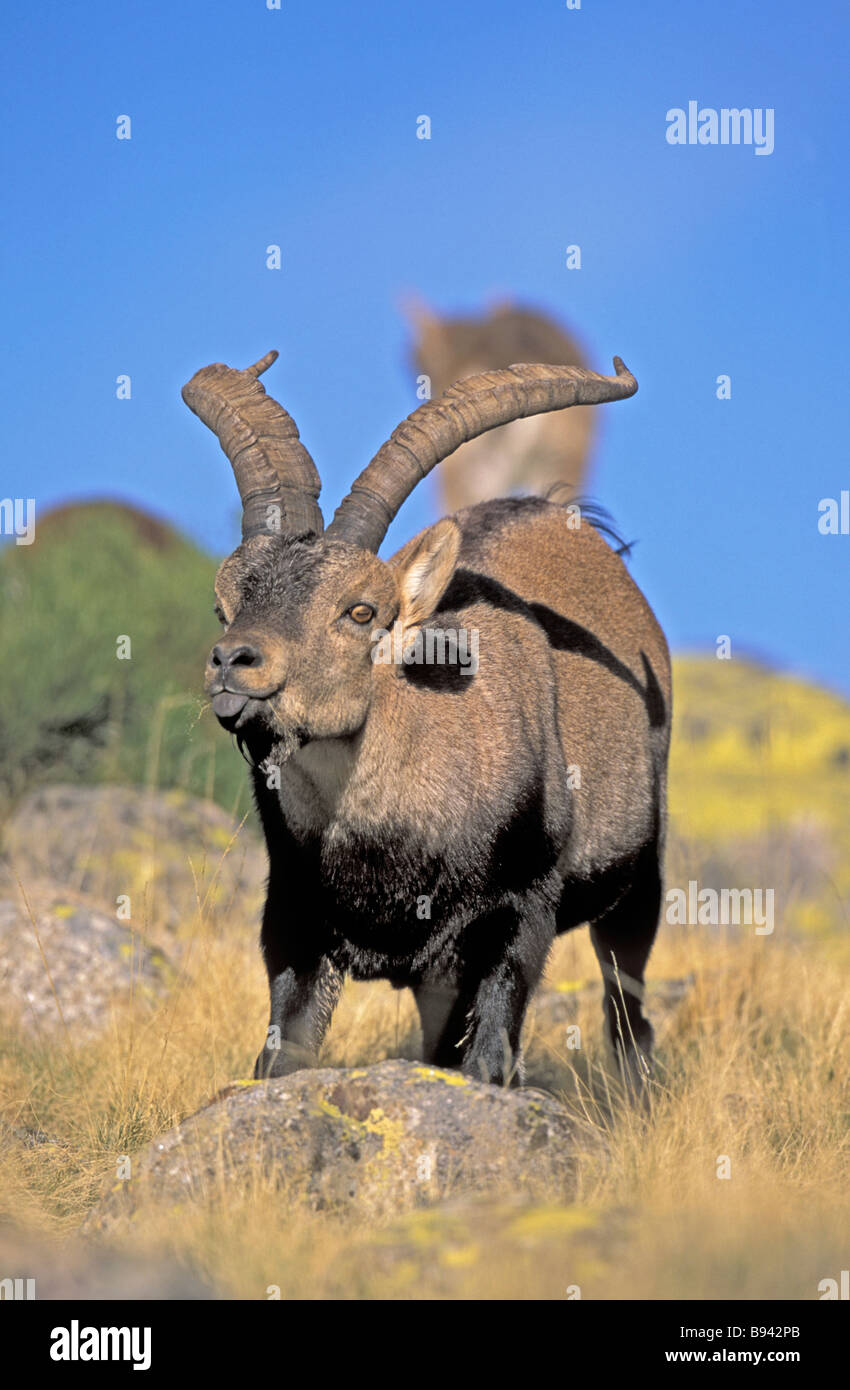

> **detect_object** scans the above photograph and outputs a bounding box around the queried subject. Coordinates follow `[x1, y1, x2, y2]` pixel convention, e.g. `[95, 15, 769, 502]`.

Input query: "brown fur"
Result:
[205, 499, 670, 1088]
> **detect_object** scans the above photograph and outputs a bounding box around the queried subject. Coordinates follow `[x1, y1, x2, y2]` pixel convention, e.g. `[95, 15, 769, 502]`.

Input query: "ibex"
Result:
[182, 350, 671, 1087]
[405, 297, 596, 513]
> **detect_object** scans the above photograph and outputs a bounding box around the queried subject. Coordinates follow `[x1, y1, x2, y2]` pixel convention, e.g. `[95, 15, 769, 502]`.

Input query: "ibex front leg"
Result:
[454, 902, 554, 1086]
[255, 930, 341, 1079]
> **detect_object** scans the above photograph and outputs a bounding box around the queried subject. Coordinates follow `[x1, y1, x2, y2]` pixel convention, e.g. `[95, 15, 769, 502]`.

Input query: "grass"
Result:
[1, 875, 847, 1299]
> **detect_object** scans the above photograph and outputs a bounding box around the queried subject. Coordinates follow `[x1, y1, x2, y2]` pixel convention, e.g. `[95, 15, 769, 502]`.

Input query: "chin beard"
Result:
[249, 725, 306, 775]
[234, 717, 306, 774]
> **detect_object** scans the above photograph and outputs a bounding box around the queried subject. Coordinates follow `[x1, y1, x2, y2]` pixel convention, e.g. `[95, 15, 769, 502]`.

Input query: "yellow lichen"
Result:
[317, 1098, 406, 1167]
[382, 1208, 470, 1249]
[506, 1205, 596, 1241]
[362, 1107, 405, 1157]
[410, 1066, 469, 1086]
[440, 1243, 480, 1268]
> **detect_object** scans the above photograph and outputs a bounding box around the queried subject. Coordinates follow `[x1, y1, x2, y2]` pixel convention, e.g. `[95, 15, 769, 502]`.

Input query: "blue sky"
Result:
[3, 1, 848, 691]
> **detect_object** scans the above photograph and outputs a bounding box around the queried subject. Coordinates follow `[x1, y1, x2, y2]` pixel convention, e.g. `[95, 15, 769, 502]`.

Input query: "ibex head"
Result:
[183, 349, 637, 763]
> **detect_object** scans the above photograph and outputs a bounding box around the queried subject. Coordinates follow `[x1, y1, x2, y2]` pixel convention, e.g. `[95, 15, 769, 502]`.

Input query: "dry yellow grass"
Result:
[1, 872, 847, 1300]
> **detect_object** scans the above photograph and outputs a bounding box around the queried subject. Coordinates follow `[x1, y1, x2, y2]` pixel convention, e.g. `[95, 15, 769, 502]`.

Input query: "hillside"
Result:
[669, 658, 850, 949]
[0, 501, 250, 818]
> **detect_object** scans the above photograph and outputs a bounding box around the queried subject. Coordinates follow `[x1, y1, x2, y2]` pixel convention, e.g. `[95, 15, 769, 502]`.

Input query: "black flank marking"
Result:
[438, 568, 666, 728]
[489, 775, 555, 892]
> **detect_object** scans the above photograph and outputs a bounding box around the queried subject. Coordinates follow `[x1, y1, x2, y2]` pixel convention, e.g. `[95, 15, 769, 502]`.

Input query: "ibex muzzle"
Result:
[183, 349, 671, 1090]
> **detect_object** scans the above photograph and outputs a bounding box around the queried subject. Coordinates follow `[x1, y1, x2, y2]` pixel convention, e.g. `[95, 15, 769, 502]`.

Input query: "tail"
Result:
[544, 483, 634, 559]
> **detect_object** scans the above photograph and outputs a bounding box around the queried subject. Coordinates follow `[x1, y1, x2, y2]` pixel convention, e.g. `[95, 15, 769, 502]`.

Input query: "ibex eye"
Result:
[348, 603, 375, 624]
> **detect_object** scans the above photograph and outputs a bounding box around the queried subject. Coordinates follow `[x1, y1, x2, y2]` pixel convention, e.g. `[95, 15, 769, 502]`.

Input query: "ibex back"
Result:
[182, 351, 671, 1087]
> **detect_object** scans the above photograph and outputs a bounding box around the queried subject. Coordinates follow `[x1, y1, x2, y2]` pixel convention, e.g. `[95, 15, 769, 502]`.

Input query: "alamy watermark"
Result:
[818, 490, 849, 534]
[50, 1321, 151, 1371]
[0, 497, 35, 545]
[666, 880, 774, 935]
[0, 1276, 35, 1299]
[372, 626, 479, 675]
[666, 102, 774, 156]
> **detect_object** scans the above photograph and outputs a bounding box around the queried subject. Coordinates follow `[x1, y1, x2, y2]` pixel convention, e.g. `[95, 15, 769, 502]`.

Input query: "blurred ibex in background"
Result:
[182, 348, 670, 1089]
[404, 297, 596, 513]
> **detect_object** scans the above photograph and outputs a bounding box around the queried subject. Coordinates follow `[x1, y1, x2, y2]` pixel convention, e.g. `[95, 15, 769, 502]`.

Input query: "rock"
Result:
[85, 1059, 602, 1231]
[0, 889, 171, 1039]
[1, 783, 265, 940]
[0, 1220, 211, 1300]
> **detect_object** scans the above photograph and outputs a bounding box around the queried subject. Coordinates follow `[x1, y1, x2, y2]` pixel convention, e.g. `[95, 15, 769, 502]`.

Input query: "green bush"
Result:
[0, 501, 251, 819]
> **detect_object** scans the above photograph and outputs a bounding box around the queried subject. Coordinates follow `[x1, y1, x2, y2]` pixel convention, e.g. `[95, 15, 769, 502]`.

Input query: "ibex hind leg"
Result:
[589, 843, 662, 1101]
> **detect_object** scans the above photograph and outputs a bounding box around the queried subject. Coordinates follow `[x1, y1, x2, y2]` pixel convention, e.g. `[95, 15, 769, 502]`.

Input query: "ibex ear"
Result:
[397, 519, 461, 629]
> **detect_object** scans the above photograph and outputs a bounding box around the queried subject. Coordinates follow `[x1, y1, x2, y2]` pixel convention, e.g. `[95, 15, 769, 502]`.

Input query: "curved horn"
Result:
[182, 350, 323, 540]
[326, 358, 637, 552]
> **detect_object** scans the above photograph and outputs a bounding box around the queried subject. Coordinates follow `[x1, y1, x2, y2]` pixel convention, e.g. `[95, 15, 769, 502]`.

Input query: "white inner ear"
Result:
[399, 522, 460, 631]
[404, 553, 439, 612]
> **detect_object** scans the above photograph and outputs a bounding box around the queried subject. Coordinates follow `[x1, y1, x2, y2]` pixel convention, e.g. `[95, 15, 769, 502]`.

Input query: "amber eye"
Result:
[348, 603, 375, 625]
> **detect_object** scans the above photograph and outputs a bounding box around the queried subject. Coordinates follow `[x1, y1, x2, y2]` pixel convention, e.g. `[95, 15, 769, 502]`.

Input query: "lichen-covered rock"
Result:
[1, 783, 265, 939]
[85, 1059, 602, 1231]
[0, 890, 171, 1039]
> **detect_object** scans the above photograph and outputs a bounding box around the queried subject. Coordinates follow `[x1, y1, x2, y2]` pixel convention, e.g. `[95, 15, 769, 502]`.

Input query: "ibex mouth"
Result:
[211, 691, 253, 730]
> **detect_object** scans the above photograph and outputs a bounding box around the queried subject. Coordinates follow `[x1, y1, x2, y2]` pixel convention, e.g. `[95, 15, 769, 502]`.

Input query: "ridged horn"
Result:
[326, 358, 637, 552]
[182, 350, 323, 540]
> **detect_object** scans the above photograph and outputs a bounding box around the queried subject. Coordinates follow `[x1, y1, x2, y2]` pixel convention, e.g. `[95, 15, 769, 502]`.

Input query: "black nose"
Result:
[211, 640, 262, 671]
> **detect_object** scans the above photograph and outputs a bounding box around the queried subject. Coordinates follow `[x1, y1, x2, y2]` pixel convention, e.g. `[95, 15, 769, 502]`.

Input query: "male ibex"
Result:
[183, 350, 671, 1087]
[405, 297, 596, 513]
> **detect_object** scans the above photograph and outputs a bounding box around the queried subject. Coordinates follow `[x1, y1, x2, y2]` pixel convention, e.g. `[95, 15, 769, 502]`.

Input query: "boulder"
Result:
[85, 1059, 602, 1231]
[0, 889, 171, 1039]
[1, 783, 265, 940]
